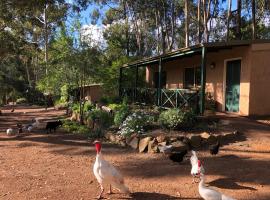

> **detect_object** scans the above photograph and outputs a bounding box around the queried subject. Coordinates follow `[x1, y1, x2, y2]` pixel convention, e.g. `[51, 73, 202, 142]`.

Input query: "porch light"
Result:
[210, 62, 216, 69]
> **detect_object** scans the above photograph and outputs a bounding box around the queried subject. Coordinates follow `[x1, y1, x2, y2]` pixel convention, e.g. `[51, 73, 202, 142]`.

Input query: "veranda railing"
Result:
[120, 87, 199, 111]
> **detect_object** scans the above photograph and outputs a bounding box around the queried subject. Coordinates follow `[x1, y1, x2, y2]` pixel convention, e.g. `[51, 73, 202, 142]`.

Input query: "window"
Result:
[184, 67, 201, 89]
[154, 71, 166, 88]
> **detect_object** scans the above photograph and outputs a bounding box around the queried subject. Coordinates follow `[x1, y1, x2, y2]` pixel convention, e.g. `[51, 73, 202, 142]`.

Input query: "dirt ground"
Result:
[0, 105, 270, 200]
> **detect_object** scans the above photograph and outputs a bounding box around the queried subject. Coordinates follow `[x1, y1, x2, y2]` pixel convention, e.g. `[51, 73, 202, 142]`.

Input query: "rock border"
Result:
[105, 131, 240, 154]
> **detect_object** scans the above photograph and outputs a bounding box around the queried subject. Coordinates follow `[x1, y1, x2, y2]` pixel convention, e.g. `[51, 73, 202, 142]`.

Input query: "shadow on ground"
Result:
[208, 177, 257, 190]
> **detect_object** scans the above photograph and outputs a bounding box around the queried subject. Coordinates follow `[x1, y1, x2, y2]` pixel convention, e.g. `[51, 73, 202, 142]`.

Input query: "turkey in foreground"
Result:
[199, 174, 236, 200]
[190, 151, 205, 182]
[93, 140, 130, 199]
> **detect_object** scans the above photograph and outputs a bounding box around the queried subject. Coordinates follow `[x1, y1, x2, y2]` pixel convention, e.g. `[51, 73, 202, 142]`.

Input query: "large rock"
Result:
[171, 141, 188, 152]
[108, 133, 117, 143]
[126, 133, 138, 144]
[128, 137, 139, 149]
[139, 137, 152, 153]
[200, 132, 217, 144]
[158, 141, 167, 146]
[169, 137, 178, 143]
[200, 132, 211, 139]
[190, 135, 202, 148]
[156, 135, 167, 143]
[148, 139, 159, 153]
[223, 132, 236, 141]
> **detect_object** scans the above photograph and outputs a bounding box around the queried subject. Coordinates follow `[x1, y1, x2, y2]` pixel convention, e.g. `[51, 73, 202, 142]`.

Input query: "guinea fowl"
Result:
[190, 151, 205, 183]
[199, 174, 236, 200]
[93, 140, 130, 199]
[209, 141, 220, 155]
[168, 149, 188, 163]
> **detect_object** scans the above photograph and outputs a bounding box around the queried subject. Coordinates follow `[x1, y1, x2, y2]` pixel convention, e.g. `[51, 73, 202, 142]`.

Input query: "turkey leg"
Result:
[107, 184, 113, 194]
[97, 184, 104, 199]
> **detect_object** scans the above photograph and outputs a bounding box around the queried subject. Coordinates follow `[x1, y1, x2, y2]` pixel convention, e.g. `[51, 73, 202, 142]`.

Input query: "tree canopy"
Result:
[0, 0, 270, 104]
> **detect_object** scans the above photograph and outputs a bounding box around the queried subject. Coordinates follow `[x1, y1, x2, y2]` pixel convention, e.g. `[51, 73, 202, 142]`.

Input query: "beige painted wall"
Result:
[249, 43, 270, 116]
[146, 46, 252, 115]
[83, 85, 104, 103]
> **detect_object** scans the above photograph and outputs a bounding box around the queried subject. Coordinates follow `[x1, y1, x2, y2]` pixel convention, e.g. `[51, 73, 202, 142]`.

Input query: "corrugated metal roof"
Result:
[122, 40, 270, 68]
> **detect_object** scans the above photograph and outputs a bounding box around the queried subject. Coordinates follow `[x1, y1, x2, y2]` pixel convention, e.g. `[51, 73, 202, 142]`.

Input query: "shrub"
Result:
[107, 103, 122, 111]
[83, 101, 94, 112]
[72, 103, 80, 114]
[114, 103, 130, 126]
[63, 120, 90, 135]
[118, 111, 147, 137]
[16, 97, 27, 104]
[88, 109, 113, 128]
[99, 96, 121, 105]
[158, 108, 196, 130]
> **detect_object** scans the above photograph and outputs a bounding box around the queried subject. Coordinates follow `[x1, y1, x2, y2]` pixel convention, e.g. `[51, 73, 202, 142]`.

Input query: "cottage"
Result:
[73, 84, 104, 103]
[119, 40, 270, 116]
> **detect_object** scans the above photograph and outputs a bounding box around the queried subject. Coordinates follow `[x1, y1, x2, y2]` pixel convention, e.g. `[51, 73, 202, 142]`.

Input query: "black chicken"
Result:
[168, 150, 188, 163]
[16, 123, 23, 133]
[209, 141, 220, 155]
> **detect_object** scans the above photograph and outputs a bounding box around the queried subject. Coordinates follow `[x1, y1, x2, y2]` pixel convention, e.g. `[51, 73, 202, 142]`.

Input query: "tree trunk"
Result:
[236, 0, 242, 39]
[44, 4, 48, 79]
[123, 0, 129, 56]
[252, 0, 256, 39]
[226, 0, 232, 42]
[155, 7, 160, 54]
[25, 58, 31, 88]
[185, 0, 189, 47]
[202, 0, 208, 42]
[197, 0, 201, 43]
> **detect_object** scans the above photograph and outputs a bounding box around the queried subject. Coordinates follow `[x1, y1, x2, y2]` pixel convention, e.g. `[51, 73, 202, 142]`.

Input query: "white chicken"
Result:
[190, 150, 205, 183]
[199, 174, 236, 200]
[93, 140, 130, 199]
[6, 128, 16, 136]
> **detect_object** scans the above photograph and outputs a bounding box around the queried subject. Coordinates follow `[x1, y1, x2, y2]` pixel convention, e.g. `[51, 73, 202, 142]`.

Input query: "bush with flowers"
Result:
[118, 111, 152, 137]
[158, 108, 195, 130]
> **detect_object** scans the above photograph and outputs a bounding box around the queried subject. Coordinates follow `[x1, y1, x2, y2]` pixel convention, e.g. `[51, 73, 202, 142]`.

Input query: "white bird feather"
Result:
[93, 141, 129, 199]
[199, 175, 236, 200]
[190, 150, 205, 176]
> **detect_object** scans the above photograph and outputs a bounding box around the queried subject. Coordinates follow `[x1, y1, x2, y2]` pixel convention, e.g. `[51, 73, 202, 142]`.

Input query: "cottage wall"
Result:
[146, 46, 251, 115]
[83, 85, 104, 103]
[249, 43, 270, 116]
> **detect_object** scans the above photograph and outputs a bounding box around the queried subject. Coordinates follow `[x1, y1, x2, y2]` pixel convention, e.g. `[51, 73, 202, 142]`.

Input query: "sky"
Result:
[68, 0, 240, 47]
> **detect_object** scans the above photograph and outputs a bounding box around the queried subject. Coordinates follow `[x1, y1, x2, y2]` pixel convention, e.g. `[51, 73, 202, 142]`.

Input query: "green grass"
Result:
[62, 120, 103, 138]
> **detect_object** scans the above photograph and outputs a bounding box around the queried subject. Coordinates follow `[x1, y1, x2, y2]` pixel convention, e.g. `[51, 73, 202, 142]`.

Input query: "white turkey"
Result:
[6, 128, 16, 136]
[199, 174, 236, 200]
[93, 140, 130, 199]
[190, 150, 205, 183]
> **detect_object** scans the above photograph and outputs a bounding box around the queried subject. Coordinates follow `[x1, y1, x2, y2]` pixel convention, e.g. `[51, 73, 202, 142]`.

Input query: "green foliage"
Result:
[99, 96, 121, 105]
[88, 109, 113, 128]
[83, 101, 95, 112]
[16, 97, 27, 104]
[72, 103, 80, 114]
[107, 103, 122, 111]
[114, 103, 130, 126]
[63, 120, 90, 135]
[158, 108, 196, 130]
[60, 85, 69, 103]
